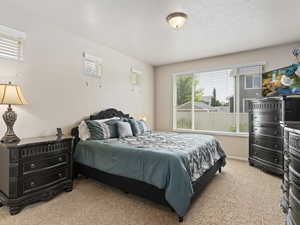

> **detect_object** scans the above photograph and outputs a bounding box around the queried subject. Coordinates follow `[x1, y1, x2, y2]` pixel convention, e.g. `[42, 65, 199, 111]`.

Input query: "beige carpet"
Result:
[0, 159, 284, 225]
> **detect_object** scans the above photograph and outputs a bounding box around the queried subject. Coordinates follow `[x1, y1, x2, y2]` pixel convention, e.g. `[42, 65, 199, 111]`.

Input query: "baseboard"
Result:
[227, 156, 248, 161]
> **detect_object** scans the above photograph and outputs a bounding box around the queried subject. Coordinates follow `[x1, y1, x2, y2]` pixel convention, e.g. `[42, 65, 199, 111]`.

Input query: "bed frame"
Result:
[71, 108, 226, 222]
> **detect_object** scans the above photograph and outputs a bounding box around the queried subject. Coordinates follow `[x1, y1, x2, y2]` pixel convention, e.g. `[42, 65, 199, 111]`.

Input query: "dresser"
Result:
[282, 127, 300, 225]
[249, 97, 300, 176]
[0, 136, 73, 215]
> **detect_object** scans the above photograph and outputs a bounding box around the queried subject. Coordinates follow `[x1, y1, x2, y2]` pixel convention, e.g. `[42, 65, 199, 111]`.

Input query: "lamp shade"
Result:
[0, 83, 27, 105]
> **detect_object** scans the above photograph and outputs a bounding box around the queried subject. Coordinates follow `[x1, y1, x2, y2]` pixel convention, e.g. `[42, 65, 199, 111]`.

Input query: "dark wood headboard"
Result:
[89, 108, 130, 120]
[71, 108, 131, 139]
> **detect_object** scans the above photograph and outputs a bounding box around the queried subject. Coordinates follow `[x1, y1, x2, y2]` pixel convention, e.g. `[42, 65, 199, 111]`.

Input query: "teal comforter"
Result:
[74, 132, 226, 216]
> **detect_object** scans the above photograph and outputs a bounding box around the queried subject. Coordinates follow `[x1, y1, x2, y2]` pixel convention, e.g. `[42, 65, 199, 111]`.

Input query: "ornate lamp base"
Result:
[1, 105, 20, 143]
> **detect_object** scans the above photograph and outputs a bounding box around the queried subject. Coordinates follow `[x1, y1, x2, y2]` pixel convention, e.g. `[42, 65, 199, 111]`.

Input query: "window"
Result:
[0, 25, 25, 61]
[83, 52, 102, 77]
[245, 74, 261, 89]
[173, 65, 263, 134]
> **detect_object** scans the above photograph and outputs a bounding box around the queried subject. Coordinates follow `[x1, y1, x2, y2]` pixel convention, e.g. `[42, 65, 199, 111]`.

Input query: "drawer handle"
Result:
[58, 157, 63, 162]
[30, 181, 35, 187]
[274, 144, 278, 148]
[58, 173, 63, 178]
[274, 131, 278, 135]
[30, 163, 36, 169]
[274, 158, 279, 163]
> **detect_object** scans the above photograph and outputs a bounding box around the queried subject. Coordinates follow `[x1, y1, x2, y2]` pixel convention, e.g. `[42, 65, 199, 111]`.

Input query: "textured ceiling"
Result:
[5, 0, 300, 65]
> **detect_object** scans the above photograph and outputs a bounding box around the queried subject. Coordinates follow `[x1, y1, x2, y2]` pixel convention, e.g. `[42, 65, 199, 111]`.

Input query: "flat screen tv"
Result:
[262, 64, 300, 97]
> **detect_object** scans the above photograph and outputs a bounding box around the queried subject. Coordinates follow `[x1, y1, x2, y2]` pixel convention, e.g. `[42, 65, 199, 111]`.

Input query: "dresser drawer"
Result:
[251, 113, 281, 124]
[290, 149, 300, 175]
[23, 167, 69, 194]
[23, 154, 68, 175]
[289, 191, 300, 225]
[249, 100, 282, 114]
[252, 145, 283, 166]
[290, 167, 300, 186]
[251, 135, 282, 151]
[251, 124, 282, 137]
[291, 182, 300, 204]
[289, 133, 300, 151]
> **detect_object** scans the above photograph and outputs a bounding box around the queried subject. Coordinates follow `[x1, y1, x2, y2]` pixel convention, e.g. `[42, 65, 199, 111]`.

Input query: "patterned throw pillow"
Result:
[117, 121, 133, 138]
[128, 119, 145, 136]
[85, 119, 119, 140]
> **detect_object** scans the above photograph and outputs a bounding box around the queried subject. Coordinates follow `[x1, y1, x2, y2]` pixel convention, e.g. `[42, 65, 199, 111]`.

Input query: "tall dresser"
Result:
[249, 97, 300, 176]
[282, 127, 300, 225]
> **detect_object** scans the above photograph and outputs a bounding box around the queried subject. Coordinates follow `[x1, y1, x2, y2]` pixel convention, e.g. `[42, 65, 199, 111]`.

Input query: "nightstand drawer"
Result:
[21, 140, 71, 159]
[23, 167, 69, 194]
[23, 154, 68, 175]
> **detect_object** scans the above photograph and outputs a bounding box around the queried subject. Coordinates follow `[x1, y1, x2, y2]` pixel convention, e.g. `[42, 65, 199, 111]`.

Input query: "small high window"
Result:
[0, 25, 26, 61]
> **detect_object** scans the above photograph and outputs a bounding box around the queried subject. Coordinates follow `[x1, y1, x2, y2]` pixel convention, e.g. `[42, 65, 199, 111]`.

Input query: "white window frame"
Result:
[82, 52, 102, 78]
[244, 74, 262, 90]
[172, 62, 265, 137]
[242, 98, 256, 113]
[0, 25, 26, 61]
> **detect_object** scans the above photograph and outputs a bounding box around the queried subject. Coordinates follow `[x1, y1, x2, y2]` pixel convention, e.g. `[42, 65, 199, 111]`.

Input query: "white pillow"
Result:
[78, 117, 120, 141]
[78, 121, 91, 141]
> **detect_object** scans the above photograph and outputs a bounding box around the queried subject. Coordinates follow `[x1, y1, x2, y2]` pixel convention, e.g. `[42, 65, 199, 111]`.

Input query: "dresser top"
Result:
[285, 126, 300, 135]
[0, 135, 73, 148]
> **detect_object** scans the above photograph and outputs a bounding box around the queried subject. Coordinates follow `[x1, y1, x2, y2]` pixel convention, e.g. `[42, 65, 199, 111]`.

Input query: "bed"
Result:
[71, 108, 226, 222]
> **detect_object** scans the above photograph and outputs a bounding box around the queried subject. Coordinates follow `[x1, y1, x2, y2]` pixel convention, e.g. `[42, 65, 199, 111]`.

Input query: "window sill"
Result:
[173, 129, 249, 138]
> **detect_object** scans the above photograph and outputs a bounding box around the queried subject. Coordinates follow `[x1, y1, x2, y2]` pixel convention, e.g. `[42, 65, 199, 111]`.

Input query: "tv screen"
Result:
[262, 64, 300, 97]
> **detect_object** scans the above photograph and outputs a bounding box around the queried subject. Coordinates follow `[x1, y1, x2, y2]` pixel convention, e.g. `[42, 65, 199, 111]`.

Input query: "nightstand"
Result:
[0, 136, 73, 215]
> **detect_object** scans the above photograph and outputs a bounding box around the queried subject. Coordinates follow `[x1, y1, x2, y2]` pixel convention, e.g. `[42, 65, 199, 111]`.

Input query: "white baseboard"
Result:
[227, 156, 248, 161]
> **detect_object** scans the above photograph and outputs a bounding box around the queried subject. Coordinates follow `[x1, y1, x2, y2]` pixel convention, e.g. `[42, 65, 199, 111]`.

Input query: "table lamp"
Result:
[0, 82, 27, 143]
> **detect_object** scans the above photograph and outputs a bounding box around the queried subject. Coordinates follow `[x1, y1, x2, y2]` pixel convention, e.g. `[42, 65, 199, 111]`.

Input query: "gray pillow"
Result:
[117, 121, 133, 138]
[140, 120, 151, 132]
[128, 119, 144, 136]
[85, 119, 119, 140]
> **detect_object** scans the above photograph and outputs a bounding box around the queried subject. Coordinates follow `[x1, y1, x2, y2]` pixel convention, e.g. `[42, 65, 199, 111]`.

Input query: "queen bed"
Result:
[71, 109, 226, 222]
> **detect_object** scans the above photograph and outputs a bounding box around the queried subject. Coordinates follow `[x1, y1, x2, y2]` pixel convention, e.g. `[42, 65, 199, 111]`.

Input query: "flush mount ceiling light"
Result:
[166, 12, 188, 29]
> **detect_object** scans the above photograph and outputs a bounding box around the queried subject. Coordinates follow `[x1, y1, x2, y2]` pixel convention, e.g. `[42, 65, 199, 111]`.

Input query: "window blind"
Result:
[0, 25, 25, 61]
[0, 35, 22, 60]
[83, 52, 102, 77]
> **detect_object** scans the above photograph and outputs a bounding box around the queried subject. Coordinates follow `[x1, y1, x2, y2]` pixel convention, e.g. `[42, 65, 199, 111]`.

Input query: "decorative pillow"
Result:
[85, 119, 120, 140]
[140, 120, 151, 132]
[78, 117, 120, 141]
[117, 121, 133, 138]
[128, 119, 145, 136]
[78, 121, 91, 141]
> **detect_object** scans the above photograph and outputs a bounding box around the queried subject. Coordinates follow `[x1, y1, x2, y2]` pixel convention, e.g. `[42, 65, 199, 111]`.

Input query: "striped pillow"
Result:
[85, 119, 119, 140]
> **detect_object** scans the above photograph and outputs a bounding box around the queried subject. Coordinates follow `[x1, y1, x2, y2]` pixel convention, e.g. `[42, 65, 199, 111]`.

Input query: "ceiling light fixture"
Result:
[166, 12, 188, 29]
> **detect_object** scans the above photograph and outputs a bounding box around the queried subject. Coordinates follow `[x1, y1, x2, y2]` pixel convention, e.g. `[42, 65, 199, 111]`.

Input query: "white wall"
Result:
[154, 42, 300, 158]
[0, 3, 154, 138]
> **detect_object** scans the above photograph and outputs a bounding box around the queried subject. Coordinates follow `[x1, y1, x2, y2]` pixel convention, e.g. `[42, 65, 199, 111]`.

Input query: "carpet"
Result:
[0, 159, 284, 225]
